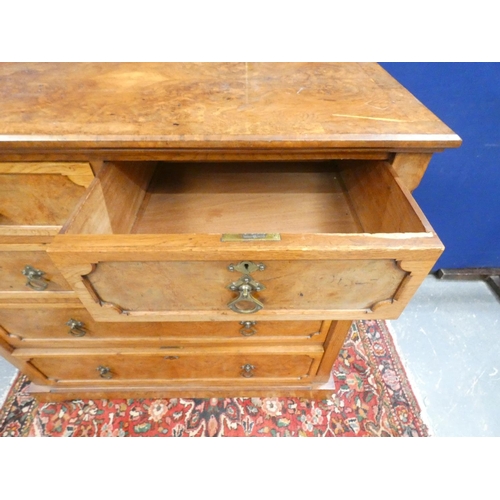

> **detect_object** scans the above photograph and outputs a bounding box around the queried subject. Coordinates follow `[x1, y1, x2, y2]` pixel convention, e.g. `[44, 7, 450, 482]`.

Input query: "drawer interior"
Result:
[63, 160, 432, 236]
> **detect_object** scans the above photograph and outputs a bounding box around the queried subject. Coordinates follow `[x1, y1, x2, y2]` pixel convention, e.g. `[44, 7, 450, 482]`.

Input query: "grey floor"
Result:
[0, 354, 17, 409]
[0, 274, 499, 436]
[389, 274, 500, 437]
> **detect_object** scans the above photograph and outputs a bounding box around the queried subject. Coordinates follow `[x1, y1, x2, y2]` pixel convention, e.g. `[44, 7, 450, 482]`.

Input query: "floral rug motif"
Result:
[0, 320, 428, 437]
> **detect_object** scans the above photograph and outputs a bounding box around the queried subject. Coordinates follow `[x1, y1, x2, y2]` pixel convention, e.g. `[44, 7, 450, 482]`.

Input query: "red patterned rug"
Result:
[0, 320, 428, 437]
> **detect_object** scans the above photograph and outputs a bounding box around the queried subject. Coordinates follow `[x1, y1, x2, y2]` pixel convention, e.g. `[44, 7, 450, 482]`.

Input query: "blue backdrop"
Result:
[380, 63, 500, 270]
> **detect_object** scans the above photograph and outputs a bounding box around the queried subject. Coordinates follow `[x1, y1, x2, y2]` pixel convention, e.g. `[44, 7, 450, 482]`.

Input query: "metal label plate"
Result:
[221, 233, 281, 242]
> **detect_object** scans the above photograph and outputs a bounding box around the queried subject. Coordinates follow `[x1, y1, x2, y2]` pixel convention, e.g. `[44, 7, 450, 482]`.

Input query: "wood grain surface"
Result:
[0, 250, 72, 292]
[0, 171, 90, 226]
[134, 162, 363, 234]
[0, 63, 461, 153]
[84, 259, 407, 313]
[17, 346, 323, 385]
[0, 304, 325, 347]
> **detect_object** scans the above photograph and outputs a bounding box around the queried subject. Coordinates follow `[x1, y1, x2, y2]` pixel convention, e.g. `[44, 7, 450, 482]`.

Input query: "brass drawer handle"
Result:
[97, 365, 112, 379]
[241, 364, 255, 378]
[66, 319, 87, 337]
[22, 265, 48, 291]
[164, 356, 179, 360]
[227, 276, 265, 314]
[239, 321, 257, 336]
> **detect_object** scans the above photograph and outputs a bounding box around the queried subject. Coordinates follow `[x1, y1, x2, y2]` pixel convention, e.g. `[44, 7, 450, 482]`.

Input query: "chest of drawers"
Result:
[0, 63, 460, 400]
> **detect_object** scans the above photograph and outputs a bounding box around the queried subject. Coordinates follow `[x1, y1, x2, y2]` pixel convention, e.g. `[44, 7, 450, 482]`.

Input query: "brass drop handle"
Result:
[227, 275, 265, 314]
[239, 321, 257, 337]
[241, 364, 255, 378]
[97, 365, 112, 379]
[22, 265, 49, 291]
[66, 319, 87, 337]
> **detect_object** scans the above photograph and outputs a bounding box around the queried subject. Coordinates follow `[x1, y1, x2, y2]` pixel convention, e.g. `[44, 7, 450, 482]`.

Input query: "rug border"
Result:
[359, 320, 429, 436]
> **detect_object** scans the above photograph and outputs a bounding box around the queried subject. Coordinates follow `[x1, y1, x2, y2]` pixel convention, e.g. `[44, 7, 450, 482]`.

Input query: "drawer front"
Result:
[0, 250, 72, 292]
[56, 257, 425, 321]
[88, 259, 406, 312]
[0, 162, 93, 228]
[22, 349, 323, 384]
[0, 306, 324, 346]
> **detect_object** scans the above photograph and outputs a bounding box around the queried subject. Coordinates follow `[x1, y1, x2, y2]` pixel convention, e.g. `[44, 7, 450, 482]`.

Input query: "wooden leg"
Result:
[313, 320, 353, 385]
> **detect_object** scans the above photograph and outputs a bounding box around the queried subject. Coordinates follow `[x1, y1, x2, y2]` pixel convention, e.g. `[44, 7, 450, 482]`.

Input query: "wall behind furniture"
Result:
[380, 63, 500, 270]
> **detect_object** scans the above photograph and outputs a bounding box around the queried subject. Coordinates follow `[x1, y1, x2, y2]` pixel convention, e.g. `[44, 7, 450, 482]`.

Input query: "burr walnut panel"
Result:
[0, 162, 93, 228]
[82, 259, 408, 316]
[0, 63, 460, 152]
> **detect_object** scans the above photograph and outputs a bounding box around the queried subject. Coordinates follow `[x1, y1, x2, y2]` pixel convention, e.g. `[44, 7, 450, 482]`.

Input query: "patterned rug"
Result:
[0, 320, 428, 437]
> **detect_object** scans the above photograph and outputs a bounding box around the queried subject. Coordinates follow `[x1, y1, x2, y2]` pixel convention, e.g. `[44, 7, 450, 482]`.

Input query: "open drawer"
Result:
[48, 160, 444, 322]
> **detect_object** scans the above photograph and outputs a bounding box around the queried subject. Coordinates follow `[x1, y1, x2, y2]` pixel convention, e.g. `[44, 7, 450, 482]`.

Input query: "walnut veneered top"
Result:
[0, 63, 461, 152]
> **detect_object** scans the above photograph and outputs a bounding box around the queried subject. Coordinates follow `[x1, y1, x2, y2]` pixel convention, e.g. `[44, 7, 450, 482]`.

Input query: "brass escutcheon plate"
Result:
[228, 261, 266, 274]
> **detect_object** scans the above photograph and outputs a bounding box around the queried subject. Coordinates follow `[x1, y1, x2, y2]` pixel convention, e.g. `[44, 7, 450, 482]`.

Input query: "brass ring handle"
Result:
[66, 319, 87, 337]
[22, 265, 48, 291]
[227, 276, 265, 314]
[241, 364, 255, 378]
[239, 321, 257, 336]
[228, 284, 263, 314]
[97, 365, 112, 379]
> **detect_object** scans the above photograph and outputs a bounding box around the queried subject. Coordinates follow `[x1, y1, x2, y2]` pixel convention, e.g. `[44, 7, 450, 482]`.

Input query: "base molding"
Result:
[27, 382, 336, 403]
